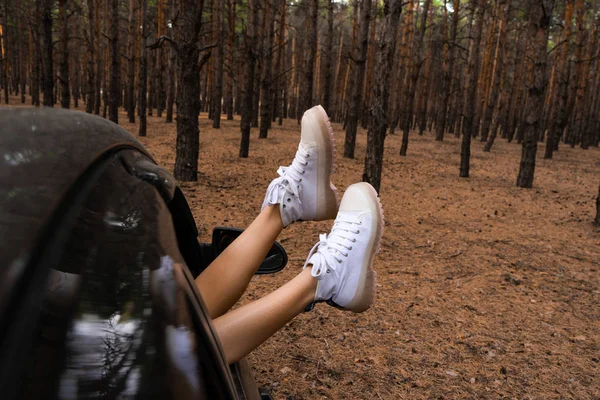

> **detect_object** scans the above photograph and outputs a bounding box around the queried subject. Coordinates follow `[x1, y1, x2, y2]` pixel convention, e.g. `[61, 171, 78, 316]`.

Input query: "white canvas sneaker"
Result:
[303, 182, 384, 313]
[262, 105, 339, 227]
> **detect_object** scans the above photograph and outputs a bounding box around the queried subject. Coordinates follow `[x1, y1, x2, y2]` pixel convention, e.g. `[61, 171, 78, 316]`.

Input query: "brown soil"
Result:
[4, 100, 600, 399]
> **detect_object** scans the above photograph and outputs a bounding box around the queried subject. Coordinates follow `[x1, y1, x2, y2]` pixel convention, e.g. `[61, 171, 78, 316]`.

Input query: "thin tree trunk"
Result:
[399, 0, 431, 156]
[42, 0, 53, 107]
[544, 0, 573, 158]
[138, 0, 148, 136]
[58, 0, 70, 108]
[480, 0, 508, 142]
[344, 0, 370, 159]
[108, 0, 119, 123]
[460, 0, 485, 178]
[226, 0, 235, 121]
[297, 0, 318, 119]
[127, 0, 136, 123]
[322, 0, 334, 113]
[212, 0, 224, 128]
[363, 0, 403, 192]
[595, 183, 600, 226]
[240, 0, 258, 158]
[259, 0, 275, 138]
[435, 0, 459, 141]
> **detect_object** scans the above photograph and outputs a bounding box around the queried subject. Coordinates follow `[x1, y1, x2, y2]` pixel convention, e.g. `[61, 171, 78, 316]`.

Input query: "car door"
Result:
[0, 149, 238, 399]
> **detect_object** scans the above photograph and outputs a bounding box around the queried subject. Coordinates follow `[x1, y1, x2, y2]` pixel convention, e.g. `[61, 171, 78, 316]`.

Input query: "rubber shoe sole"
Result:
[301, 105, 339, 221]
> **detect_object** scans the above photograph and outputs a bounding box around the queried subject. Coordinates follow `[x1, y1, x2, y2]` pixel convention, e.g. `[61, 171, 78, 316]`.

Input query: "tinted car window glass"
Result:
[20, 151, 222, 399]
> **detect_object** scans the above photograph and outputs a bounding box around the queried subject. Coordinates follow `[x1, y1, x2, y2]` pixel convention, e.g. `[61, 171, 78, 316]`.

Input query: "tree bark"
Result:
[460, 0, 485, 178]
[516, 0, 554, 188]
[297, 0, 318, 120]
[434, 0, 459, 141]
[127, 0, 137, 123]
[480, 0, 508, 143]
[58, 0, 70, 108]
[399, 0, 431, 156]
[240, 0, 258, 158]
[137, 0, 148, 136]
[321, 0, 334, 113]
[108, 0, 120, 123]
[544, 0, 573, 158]
[595, 183, 600, 226]
[362, 0, 402, 192]
[344, 0, 370, 159]
[42, 0, 53, 107]
[259, 0, 275, 138]
[173, 0, 205, 180]
[212, 0, 224, 128]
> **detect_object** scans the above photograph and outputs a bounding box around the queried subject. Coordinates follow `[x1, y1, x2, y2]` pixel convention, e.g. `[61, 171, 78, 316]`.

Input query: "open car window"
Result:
[17, 150, 235, 400]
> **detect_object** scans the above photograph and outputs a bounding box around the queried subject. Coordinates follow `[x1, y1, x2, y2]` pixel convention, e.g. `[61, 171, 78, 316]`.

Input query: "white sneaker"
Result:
[262, 105, 338, 227]
[303, 182, 384, 313]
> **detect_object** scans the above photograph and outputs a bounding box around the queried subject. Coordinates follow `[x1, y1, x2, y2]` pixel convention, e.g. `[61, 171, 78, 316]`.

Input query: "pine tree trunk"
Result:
[165, 25, 175, 123]
[94, 1, 101, 115]
[138, 0, 148, 136]
[595, 183, 600, 226]
[460, 0, 485, 178]
[173, 0, 205, 180]
[108, 0, 119, 123]
[321, 0, 334, 113]
[240, 0, 258, 158]
[435, 0, 459, 141]
[225, 0, 236, 121]
[127, 0, 136, 123]
[400, 0, 431, 155]
[42, 0, 53, 107]
[516, 0, 554, 188]
[31, 0, 41, 107]
[58, 0, 70, 108]
[480, 0, 508, 142]
[298, 0, 318, 118]
[544, 0, 573, 158]
[259, 0, 275, 138]
[362, 0, 403, 192]
[212, 0, 224, 128]
[343, 0, 370, 159]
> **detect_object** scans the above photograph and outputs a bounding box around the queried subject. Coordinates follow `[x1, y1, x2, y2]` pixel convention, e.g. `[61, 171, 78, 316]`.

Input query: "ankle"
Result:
[262, 204, 284, 230]
[298, 268, 318, 306]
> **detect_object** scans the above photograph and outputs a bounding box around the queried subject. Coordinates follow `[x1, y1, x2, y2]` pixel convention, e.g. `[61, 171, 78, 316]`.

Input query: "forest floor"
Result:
[5, 99, 600, 399]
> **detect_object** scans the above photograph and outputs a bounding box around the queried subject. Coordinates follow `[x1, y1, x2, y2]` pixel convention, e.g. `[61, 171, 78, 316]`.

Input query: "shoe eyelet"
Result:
[337, 259, 342, 264]
[344, 253, 348, 257]
[356, 230, 360, 234]
[326, 268, 330, 273]
[283, 205, 286, 209]
[349, 246, 353, 250]
[287, 198, 291, 202]
[302, 171, 305, 174]
[352, 238, 357, 243]
[299, 179, 302, 182]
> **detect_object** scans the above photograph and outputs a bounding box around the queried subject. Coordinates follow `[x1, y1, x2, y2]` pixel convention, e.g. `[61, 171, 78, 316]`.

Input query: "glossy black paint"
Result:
[10, 151, 235, 399]
[0, 108, 151, 329]
[0, 109, 238, 399]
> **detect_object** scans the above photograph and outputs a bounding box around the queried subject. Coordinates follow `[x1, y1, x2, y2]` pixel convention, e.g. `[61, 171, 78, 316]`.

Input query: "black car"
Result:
[0, 108, 287, 399]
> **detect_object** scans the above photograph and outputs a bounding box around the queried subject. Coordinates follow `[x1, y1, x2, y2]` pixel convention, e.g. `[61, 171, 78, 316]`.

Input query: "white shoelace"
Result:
[264, 144, 310, 206]
[303, 218, 362, 278]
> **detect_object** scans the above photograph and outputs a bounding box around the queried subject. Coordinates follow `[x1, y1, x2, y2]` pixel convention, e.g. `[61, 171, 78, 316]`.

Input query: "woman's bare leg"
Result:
[195, 205, 284, 319]
[213, 268, 317, 364]
[195, 105, 338, 319]
[212, 182, 384, 364]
